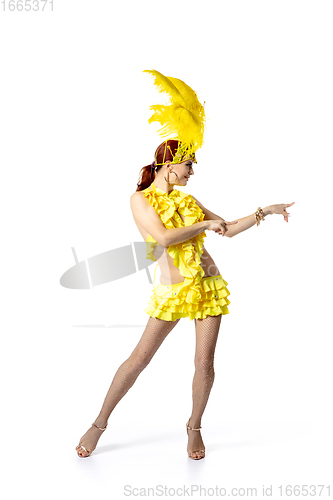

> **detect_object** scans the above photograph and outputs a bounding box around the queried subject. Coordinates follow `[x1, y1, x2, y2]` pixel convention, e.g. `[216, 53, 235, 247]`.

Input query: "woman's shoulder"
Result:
[130, 186, 159, 213]
[131, 185, 152, 199]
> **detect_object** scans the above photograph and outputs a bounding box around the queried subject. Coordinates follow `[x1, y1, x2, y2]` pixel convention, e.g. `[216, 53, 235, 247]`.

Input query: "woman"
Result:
[75, 138, 295, 460]
[75, 70, 295, 460]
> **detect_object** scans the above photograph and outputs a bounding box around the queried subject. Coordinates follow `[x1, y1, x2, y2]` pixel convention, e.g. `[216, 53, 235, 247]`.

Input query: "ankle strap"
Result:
[186, 420, 201, 431]
[92, 422, 107, 431]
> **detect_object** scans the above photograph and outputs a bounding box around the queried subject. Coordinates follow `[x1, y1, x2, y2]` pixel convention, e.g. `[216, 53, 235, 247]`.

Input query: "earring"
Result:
[164, 170, 178, 184]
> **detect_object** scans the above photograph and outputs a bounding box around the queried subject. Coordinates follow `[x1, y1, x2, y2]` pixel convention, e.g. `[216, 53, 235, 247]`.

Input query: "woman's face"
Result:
[166, 158, 195, 185]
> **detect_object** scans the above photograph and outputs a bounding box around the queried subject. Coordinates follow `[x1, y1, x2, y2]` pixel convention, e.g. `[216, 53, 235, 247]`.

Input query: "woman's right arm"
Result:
[164, 221, 209, 246]
[165, 219, 239, 245]
[130, 192, 236, 247]
[130, 192, 210, 247]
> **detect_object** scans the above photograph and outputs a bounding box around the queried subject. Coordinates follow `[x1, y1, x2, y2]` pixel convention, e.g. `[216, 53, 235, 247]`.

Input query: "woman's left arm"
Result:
[225, 207, 272, 238]
[192, 196, 295, 238]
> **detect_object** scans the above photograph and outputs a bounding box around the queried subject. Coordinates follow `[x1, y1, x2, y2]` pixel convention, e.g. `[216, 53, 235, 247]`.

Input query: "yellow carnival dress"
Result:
[142, 182, 231, 321]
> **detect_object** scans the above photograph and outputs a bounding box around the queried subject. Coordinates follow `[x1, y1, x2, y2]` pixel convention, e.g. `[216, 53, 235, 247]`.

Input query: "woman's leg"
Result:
[76, 316, 180, 456]
[187, 314, 222, 458]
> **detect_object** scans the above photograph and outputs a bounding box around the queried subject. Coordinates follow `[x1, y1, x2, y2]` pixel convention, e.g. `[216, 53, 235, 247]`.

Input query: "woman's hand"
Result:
[206, 219, 238, 236]
[269, 202, 295, 222]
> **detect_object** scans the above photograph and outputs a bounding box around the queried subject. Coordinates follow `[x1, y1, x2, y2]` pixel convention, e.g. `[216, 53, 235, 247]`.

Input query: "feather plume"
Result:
[143, 69, 206, 157]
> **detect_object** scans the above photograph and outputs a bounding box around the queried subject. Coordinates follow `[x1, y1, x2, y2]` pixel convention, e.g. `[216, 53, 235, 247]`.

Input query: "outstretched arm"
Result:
[227, 202, 296, 237]
[191, 196, 295, 238]
[224, 207, 272, 238]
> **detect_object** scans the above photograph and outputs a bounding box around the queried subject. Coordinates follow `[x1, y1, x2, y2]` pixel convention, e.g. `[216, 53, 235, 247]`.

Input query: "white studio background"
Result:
[1, 0, 332, 498]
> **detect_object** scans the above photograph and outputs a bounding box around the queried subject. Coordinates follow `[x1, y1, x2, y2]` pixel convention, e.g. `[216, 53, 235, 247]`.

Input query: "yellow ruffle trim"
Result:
[145, 235, 158, 262]
[144, 275, 230, 321]
[142, 183, 230, 321]
[142, 182, 206, 266]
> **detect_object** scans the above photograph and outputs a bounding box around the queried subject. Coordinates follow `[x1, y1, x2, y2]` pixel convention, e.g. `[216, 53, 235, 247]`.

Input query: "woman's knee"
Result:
[194, 355, 215, 373]
[127, 352, 155, 373]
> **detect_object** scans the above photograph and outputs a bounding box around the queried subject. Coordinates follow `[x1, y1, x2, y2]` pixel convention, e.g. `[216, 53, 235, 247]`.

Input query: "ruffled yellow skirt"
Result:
[145, 274, 230, 322]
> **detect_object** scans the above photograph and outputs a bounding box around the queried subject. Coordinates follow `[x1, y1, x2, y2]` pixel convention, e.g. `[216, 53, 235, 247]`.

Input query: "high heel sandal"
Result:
[186, 419, 205, 460]
[75, 422, 108, 458]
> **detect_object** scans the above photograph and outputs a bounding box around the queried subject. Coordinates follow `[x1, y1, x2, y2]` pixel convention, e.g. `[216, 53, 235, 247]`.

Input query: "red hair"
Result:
[136, 139, 186, 192]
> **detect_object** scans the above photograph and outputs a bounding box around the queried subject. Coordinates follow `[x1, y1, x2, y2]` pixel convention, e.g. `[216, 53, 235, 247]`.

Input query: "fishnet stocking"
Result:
[76, 316, 181, 456]
[95, 316, 180, 425]
[189, 314, 222, 429]
[76, 314, 222, 457]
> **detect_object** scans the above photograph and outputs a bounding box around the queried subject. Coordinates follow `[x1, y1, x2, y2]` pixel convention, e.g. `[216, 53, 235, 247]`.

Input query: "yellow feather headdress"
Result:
[143, 69, 206, 165]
